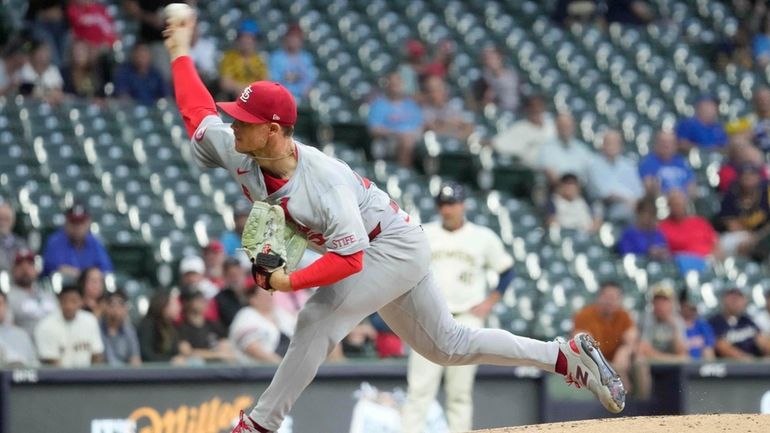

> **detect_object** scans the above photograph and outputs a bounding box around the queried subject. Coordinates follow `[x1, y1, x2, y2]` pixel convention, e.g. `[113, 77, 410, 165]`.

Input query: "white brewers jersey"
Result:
[423, 221, 513, 313]
[34, 310, 104, 368]
[192, 115, 410, 255]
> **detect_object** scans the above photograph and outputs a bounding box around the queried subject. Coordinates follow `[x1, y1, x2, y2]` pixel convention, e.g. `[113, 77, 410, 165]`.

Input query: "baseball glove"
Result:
[240, 201, 307, 291]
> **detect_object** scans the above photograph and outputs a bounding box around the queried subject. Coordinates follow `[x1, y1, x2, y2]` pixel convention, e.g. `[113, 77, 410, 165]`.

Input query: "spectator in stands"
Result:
[66, 0, 119, 50]
[17, 39, 64, 103]
[61, 40, 107, 98]
[219, 19, 268, 100]
[24, 0, 67, 66]
[718, 163, 770, 260]
[367, 71, 424, 167]
[422, 39, 455, 80]
[709, 287, 770, 359]
[398, 39, 427, 97]
[638, 284, 689, 362]
[552, 0, 605, 26]
[178, 255, 219, 300]
[114, 42, 170, 105]
[78, 267, 105, 317]
[675, 95, 728, 153]
[659, 190, 719, 273]
[546, 173, 601, 233]
[679, 290, 715, 361]
[370, 312, 404, 358]
[492, 94, 556, 167]
[221, 199, 251, 256]
[100, 289, 141, 367]
[750, 86, 770, 152]
[0, 37, 30, 97]
[589, 129, 645, 222]
[537, 111, 595, 186]
[718, 138, 768, 193]
[616, 197, 669, 260]
[137, 291, 188, 364]
[753, 14, 770, 67]
[35, 284, 104, 367]
[420, 75, 474, 142]
[573, 281, 638, 395]
[0, 291, 38, 367]
[341, 321, 378, 358]
[229, 287, 294, 364]
[7, 249, 57, 336]
[42, 203, 113, 277]
[639, 130, 696, 197]
[472, 45, 520, 114]
[212, 258, 250, 328]
[202, 241, 226, 288]
[123, 0, 173, 80]
[190, 24, 218, 87]
[753, 290, 770, 335]
[177, 288, 232, 363]
[605, 0, 654, 25]
[0, 201, 27, 273]
[269, 24, 317, 105]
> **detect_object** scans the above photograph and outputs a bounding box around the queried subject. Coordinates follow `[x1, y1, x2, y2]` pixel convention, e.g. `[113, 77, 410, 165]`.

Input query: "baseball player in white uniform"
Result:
[163, 12, 625, 433]
[402, 182, 514, 433]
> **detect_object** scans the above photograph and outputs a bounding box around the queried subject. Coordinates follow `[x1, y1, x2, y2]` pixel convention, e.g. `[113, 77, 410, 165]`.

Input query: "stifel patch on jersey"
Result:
[331, 234, 357, 249]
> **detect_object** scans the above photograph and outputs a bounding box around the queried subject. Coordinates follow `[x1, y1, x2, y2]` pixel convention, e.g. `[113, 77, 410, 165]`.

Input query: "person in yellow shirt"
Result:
[219, 19, 268, 98]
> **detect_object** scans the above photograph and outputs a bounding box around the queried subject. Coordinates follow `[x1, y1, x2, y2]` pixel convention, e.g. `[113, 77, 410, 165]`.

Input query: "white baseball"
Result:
[164, 3, 195, 26]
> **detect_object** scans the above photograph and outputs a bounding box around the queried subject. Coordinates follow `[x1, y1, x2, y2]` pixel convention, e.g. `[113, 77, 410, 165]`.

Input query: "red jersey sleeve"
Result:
[289, 251, 364, 290]
[171, 56, 218, 137]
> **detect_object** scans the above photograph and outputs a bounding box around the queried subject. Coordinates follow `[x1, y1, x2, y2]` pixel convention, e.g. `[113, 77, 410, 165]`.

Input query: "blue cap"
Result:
[436, 182, 466, 205]
[238, 20, 260, 37]
[695, 93, 717, 104]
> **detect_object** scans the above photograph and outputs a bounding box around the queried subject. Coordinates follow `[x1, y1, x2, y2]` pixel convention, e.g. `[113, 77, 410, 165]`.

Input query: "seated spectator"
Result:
[718, 139, 768, 193]
[212, 258, 250, 328]
[114, 42, 169, 105]
[17, 39, 64, 103]
[638, 284, 689, 362]
[471, 45, 520, 114]
[7, 249, 57, 336]
[341, 320, 378, 358]
[589, 129, 644, 222]
[179, 255, 220, 300]
[753, 290, 770, 335]
[709, 287, 770, 359]
[605, 0, 654, 25]
[137, 291, 188, 364]
[639, 130, 696, 197]
[659, 190, 719, 273]
[202, 241, 226, 288]
[546, 174, 601, 233]
[0, 37, 30, 97]
[679, 290, 715, 360]
[573, 281, 638, 395]
[221, 199, 251, 256]
[492, 94, 556, 167]
[219, 20, 268, 99]
[718, 163, 770, 259]
[537, 111, 595, 186]
[269, 24, 317, 105]
[0, 291, 38, 367]
[35, 284, 104, 367]
[420, 75, 474, 142]
[398, 39, 428, 97]
[750, 86, 770, 152]
[100, 289, 141, 367]
[367, 71, 424, 167]
[753, 14, 770, 67]
[24, 0, 67, 66]
[552, 0, 604, 26]
[0, 201, 27, 272]
[178, 288, 232, 363]
[370, 312, 404, 358]
[675, 95, 728, 152]
[78, 267, 105, 318]
[617, 198, 669, 260]
[229, 287, 295, 364]
[123, 0, 172, 80]
[190, 24, 219, 87]
[42, 204, 114, 277]
[66, 0, 119, 50]
[61, 40, 107, 98]
[421, 39, 455, 79]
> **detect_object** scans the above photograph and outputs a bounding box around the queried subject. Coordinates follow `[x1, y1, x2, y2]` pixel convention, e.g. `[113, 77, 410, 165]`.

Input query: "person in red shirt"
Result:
[66, 0, 118, 49]
[718, 139, 768, 193]
[659, 190, 720, 272]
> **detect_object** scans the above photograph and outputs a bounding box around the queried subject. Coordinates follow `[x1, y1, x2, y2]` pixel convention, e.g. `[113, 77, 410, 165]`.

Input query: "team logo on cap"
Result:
[272, 114, 280, 121]
[239, 86, 253, 103]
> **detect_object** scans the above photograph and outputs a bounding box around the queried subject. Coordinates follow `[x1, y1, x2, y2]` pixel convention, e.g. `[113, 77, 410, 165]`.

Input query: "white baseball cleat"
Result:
[557, 332, 626, 413]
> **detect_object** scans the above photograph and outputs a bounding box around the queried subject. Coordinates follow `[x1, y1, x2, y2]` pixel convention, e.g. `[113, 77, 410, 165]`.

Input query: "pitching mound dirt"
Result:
[473, 414, 770, 433]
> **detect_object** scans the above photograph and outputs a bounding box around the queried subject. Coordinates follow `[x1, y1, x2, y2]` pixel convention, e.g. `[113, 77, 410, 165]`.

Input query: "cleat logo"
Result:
[569, 339, 581, 355]
[575, 366, 589, 387]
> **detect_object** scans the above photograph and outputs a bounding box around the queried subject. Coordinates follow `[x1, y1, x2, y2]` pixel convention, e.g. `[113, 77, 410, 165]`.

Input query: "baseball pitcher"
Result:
[163, 9, 625, 433]
[402, 182, 514, 433]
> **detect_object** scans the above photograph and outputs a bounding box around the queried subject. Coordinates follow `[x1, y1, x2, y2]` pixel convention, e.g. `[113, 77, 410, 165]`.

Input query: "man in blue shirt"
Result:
[708, 288, 770, 359]
[268, 25, 317, 105]
[114, 42, 169, 105]
[367, 71, 424, 166]
[616, 198, 668, 259]
[679, 290, 715, 360]
[42, 204, 113, 277]
[675, 95, 727, 152]
[638, 130, 696, 196]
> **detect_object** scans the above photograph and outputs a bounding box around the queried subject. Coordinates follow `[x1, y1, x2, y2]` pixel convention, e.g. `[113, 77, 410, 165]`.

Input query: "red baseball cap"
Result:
[217, 81, 297, 126]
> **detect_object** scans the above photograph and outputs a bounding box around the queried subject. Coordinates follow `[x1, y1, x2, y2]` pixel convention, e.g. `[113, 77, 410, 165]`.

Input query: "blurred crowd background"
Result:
[1, 0, 770, 399]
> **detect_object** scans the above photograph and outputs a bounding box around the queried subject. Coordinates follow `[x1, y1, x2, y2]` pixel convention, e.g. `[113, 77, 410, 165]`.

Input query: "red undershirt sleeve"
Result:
[289, 250, 364, 291]
[170, 56, 218, 138]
